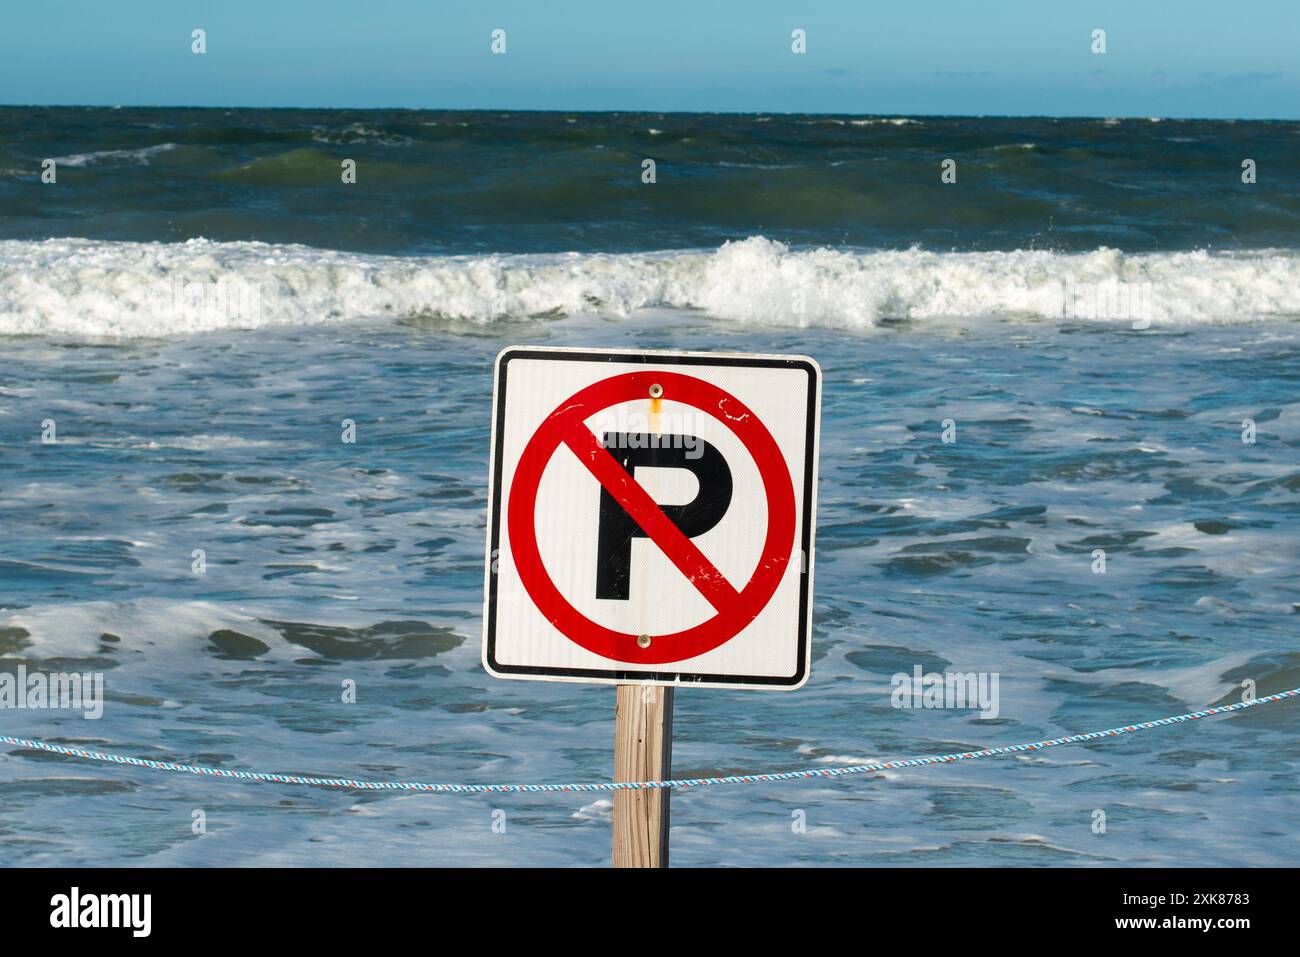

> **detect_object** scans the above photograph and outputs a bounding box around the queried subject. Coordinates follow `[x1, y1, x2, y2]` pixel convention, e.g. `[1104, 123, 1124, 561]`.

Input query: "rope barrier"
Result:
[1, 687, 1295, 794]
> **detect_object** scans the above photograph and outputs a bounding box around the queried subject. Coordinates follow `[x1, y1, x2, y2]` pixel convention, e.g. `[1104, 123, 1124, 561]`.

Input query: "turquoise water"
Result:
[0, 109, 1298, 866]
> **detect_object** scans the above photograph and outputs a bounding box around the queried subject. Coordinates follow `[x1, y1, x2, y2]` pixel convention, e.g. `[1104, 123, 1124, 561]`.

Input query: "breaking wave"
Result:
[50, 143, 180, 167]
[2, 236, 1300, 337]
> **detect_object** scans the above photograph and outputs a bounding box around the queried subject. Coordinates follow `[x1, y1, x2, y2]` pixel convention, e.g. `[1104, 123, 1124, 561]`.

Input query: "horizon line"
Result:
[2, 103, 1297, 122]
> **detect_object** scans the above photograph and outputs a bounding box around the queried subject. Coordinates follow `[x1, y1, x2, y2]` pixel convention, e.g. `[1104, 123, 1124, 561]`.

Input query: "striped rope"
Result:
[1, 687, 1295, 794]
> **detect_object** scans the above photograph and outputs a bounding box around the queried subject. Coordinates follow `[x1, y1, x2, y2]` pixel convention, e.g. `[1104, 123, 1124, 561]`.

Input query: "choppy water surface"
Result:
[1, 312, 1296, 866]
[3, 108, 1298, 255]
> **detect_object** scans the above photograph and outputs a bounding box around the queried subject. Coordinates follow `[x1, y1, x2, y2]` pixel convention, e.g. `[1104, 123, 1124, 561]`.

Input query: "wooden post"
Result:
[612, 684, 674, 868]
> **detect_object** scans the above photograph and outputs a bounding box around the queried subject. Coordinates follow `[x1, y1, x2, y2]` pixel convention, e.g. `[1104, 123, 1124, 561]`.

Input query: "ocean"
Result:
[0, 107, 1297, 866]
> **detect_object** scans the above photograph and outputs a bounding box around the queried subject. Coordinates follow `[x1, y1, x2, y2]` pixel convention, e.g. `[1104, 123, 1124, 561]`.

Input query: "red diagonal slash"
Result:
[561, 420, 741, 612]
[505, 368, 796, 665]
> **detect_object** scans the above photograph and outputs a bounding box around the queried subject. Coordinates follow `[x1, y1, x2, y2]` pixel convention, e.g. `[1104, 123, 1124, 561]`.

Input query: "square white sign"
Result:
[483, 346, 820, 689]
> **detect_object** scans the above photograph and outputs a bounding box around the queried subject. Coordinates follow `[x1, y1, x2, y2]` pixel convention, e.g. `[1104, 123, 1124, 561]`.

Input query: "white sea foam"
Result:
[849, 117, 921, 126]
[310, 123, 410, 146]
[2, 236, 1299, 338]
[51, 143, 179, 167]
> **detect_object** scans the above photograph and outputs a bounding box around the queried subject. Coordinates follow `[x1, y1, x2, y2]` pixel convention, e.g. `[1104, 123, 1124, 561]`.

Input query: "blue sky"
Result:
[1, 0, 1296, 117]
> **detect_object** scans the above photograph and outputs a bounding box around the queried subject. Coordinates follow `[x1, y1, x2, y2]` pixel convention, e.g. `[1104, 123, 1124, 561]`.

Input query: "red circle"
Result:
[507, 370, 796, 665]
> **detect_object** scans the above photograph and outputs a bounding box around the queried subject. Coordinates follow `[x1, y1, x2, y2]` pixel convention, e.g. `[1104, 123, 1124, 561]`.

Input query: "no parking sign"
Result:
[483, 347, 820, 689]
